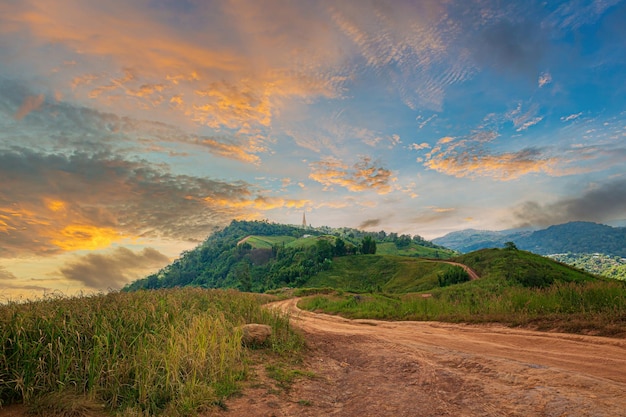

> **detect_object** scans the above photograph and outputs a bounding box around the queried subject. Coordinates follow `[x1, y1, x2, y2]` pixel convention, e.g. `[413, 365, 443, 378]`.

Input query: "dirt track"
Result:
[216, 298, 626, 417]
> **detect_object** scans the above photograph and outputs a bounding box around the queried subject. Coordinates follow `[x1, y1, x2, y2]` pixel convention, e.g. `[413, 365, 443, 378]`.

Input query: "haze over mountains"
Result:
[432, 221, 626, 257]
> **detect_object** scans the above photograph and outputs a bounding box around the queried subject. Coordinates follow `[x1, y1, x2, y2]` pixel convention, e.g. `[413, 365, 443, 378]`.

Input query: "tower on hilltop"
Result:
[302, 212, 307, 227]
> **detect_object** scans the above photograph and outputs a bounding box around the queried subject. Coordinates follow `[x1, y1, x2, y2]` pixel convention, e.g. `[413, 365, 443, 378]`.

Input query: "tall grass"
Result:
[299, 281, 626, 337]
[0, 288, 302, 416]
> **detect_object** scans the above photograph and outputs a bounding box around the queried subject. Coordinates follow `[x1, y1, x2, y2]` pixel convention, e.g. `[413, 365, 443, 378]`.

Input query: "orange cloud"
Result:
[309, 156, 396, 194]
[425, 149, 558, 181]
[51, 224, 119, 251]
[204, 196, 310, 211]
[198, 138, 261, 164]
[3, 0, 346, 134]
[14, 94, 45, 120]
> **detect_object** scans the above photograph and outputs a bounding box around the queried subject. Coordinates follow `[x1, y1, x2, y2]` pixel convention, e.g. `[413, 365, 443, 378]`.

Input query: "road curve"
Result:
[423, 259, 481, 280]
[266, 298, 626, 416]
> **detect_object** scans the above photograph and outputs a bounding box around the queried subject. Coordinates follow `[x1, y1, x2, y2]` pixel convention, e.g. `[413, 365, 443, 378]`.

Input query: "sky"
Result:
[2, 0, 626, 300]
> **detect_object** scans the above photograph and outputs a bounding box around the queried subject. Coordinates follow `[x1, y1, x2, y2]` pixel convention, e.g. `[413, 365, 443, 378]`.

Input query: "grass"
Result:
[244, 235, 297, 249]
[0, 288, 303, 416]
[375, 242, 455, 258]
[304, 255, 453, 293]
[299, 279, 626, 337]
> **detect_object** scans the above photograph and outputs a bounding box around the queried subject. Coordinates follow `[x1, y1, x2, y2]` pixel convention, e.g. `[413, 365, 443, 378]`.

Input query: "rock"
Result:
[241, 323, 272, 347]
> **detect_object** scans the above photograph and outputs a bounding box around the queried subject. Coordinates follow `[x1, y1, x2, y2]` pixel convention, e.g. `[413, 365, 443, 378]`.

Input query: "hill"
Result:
[124, 220, 455, 293]
[433, 221, 626, 257]
[125, 218, 601, 296]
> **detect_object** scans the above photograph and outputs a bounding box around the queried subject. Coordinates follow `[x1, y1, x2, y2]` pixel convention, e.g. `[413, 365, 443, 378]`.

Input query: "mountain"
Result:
[124, 220, 455, 292]
[433, 221, 626, 257]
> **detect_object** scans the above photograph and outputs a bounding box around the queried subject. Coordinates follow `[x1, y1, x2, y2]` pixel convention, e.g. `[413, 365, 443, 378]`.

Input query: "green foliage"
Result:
[547, 253, 626, 280]
[360, 236, 377, 254]
[125, 220, 451, 293]
[0, 288, 302, 415]
[437, 265, 470, 287]
[504, 241, 518, 250]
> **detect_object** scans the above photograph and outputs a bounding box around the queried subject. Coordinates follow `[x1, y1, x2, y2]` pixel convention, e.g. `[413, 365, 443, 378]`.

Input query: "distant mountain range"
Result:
[432, 221, 626, 257]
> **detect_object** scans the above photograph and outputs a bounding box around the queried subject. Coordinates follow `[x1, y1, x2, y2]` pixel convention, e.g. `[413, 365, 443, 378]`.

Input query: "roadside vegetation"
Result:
[299, 248, 626, 337]
[299, 281, 626, 336]
[0, 288, 303, 416]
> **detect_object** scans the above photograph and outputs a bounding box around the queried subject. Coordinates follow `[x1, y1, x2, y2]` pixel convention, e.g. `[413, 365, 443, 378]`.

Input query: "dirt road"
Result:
[217, 298, 626, 417]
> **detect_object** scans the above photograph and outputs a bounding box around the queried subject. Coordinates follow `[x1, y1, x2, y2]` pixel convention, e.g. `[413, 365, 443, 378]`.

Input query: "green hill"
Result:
[124, 220, 454, 293]
[453, 248, 598, 287]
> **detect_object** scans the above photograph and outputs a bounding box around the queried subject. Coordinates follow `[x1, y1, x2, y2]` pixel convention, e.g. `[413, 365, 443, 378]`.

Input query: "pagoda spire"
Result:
[302, 212, 307, 227]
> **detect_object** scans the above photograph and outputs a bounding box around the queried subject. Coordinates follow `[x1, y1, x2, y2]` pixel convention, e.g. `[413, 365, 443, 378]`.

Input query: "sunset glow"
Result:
[2, 0, 626, 299]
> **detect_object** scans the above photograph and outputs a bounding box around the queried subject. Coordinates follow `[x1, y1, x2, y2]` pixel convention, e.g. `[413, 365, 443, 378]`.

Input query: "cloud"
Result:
[424, 145, 558, 181]
[507, 103, 543, 132]
[409, 143, 431, 151]
[0, 266, 17, 281]
[512, 178, 626, 227]
[309, 156, 396, 194]
[328, 1, 474, 111]
[538, 71, 552, 88]
[14, 94, 45, 120]
[359, 218, 382, 229]
[59, 247, 169, 290]
[561, 112, 583, 122]
[0, 81, 264, 164]
[0, 148, 273, 257]
[548, 0, 623, 31]
[0, 0, 348, 131]
[417, 114, 437, 129]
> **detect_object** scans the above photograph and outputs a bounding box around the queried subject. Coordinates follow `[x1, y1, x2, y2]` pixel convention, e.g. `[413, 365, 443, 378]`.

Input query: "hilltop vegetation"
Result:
[124, 220, 454, 293]
[547, 253, 626, 281]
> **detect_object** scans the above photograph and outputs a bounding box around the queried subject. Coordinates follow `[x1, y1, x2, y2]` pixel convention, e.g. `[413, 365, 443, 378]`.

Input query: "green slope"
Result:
[305, 255, 459, 293]
[453, 248, 598, 287]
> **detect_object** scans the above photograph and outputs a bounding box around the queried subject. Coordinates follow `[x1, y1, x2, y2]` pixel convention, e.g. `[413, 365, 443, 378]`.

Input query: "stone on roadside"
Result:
[241, 323, 272, 347]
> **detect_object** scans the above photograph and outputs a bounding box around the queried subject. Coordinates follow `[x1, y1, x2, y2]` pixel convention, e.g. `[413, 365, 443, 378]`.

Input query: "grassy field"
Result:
[299, 279, 626, 337]
[0, 288, 303, 416]
[375, 242, 455, 258]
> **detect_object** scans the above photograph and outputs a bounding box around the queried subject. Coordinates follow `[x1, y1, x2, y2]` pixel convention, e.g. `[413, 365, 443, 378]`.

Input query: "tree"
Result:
[334, 237, 347, 256]
[235, 262, 252, 292]
[361, 236, 377, 254]
[504, 241, 518, 250]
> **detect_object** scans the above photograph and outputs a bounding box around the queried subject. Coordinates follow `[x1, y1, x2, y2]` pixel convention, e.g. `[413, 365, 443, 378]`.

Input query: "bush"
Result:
[438, 266, 470, 287]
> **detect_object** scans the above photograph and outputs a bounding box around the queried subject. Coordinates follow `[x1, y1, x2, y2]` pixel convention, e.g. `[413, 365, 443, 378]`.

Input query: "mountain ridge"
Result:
[433, 221, 626, 257]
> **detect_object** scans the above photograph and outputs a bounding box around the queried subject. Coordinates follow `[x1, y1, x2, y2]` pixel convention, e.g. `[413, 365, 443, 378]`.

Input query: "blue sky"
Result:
[1, 0, 626, 298]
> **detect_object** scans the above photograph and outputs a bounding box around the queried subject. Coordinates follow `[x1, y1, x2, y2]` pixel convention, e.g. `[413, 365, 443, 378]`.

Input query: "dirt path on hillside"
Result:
[213, 298, 626, 417]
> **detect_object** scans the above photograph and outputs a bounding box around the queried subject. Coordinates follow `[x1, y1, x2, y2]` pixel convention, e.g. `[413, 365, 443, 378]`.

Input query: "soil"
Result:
[3, 298, 626, 417]
[210, 298, 626, 417]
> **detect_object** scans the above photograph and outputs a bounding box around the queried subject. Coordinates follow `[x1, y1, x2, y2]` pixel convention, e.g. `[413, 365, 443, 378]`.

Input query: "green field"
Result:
[303, 255, 452, 293]
[242, 235, 297, 249]
[376, 242, 455, 258]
